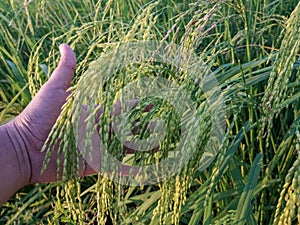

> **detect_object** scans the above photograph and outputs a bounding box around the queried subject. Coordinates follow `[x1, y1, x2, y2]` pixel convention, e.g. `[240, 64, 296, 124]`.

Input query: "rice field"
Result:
[0, 0, 299, 224]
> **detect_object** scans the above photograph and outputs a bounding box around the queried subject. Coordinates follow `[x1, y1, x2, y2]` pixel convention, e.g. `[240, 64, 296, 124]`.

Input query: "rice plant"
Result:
[0, 0, 299, 224]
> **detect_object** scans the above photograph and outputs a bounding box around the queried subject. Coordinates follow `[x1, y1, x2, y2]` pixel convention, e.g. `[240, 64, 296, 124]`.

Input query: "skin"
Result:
[0, 44, 92, 205]
[0, 44, 157, 206]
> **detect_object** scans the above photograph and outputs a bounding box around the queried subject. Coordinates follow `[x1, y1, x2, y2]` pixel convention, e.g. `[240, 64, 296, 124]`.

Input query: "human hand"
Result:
[3, 44, 83, 184]
[3, 43, 156, 180]
[0, 44, 158, 205]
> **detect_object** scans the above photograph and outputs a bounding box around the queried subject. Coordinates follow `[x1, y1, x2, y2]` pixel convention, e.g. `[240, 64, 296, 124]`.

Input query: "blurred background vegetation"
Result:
[0, 0, 299, 224]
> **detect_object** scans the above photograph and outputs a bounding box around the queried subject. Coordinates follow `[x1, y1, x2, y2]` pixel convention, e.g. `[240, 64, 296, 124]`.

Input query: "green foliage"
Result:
[0, 0, 299, 224]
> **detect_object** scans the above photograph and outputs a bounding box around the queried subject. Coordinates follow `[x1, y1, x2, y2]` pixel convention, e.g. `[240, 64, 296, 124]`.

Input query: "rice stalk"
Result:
[274, 129, 300, 225]
[1, 0, 300, 224]
[261, 1, 300, 145]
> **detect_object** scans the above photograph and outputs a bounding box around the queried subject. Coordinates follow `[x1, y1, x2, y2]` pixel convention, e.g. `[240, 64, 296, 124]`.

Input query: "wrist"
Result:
[0, 120, 32, 187]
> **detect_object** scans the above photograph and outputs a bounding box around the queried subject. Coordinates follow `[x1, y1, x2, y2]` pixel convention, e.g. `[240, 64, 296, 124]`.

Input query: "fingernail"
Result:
[59, 44, 64, 55]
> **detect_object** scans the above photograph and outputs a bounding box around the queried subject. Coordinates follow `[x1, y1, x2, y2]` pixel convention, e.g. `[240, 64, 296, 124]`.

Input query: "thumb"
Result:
[19, 44, 76, 121]
[47, 44, 76, 90]
[13, 44, 77, 151]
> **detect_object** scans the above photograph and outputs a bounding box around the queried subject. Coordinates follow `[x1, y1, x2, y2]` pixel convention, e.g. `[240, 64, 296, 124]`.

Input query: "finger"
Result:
[143, 103, 154, 112]
[94, 100, 138, 131]
[111, 101, 159, 154]
[111, 101, 154, 116]
[18, 44, 77, 143]
[131, 120, 157, 135]
[84, 101, 158, 155]
[123, 143, 159, 154]
[93, 100, 153, 124]
[110, 100, 155, 136]
[46, 44, 76, 90]
[83, 162, 141, 178]
[111, 100, 139, 116]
